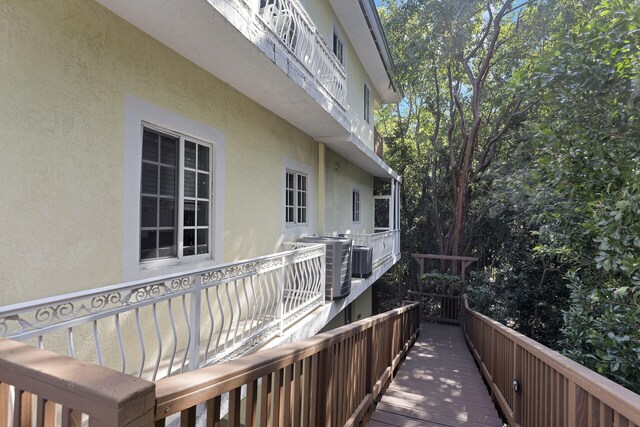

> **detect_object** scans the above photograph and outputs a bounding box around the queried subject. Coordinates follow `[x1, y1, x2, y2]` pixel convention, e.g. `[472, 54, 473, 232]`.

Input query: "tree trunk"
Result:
[450, 173, 470, 274]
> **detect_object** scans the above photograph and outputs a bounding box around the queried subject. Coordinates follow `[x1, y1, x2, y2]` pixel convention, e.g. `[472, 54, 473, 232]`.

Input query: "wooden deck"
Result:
[369, 323, 504, 427]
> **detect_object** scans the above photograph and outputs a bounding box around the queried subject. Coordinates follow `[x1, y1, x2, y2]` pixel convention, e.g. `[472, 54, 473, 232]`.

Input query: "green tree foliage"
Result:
[524, 0, 640, 391]
[377, 0, 640, 392]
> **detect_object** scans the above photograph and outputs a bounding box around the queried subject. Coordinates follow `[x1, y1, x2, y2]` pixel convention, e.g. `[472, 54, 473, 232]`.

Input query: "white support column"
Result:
[188, 274, 202, 370]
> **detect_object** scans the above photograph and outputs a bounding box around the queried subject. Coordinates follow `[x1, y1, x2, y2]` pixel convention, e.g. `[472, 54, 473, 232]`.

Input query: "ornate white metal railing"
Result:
[0, 245, 325, 381]
[255, 0, 347, 106]
[346, 230, 400, 268]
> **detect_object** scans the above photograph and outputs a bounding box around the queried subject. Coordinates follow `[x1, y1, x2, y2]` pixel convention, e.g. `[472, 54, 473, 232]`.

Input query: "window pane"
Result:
[375, 199, 390, 228]
[160, 166, 176, 196]
[158, 230, 176, 257]
[184, 229, 195, 246]
[197, 201, 208, 226]
[286, 172, 294, 189]
[197, 229, 208, 254]
[185, 170, 196, 198]
[198, 145, 209, 171]
[185, 141, 196, 169]
[184, 201, 195, 226]
[141, 197, 157, 228]
[197, 173, 209, 199]
[140, 230, 157, 260]
[298, 207, 306, 223]
[141, 163, 158, 194]
[298, 175, 306, 191]
[159, 199, 175, 227]
[184, 229, 195, 257]
[160, 135, 178, 166]
[286, 207, 294, 223]
[143, 130, 158, 162]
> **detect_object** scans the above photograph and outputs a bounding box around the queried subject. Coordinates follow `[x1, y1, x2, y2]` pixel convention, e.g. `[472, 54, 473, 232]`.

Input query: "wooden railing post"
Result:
[0, 339, 155, 426]
[513, 342, 522, 426]
[568, 381, 587, 427]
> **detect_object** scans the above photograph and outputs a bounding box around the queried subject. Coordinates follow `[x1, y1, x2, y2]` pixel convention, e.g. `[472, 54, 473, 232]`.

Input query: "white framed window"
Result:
[364, 84, 371, 124]
[124, 96, 225, 280]
[352, 189, 361, 223]
[140, 125, 213, 262]
[333, 31, 344, 65]
[285, 169, 308, 225]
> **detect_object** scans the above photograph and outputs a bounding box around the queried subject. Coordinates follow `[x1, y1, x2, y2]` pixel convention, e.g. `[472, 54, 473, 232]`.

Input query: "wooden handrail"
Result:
[461, 298, 640, 427]
[154, 303, 421, 426]
[0, 338, 155, 426]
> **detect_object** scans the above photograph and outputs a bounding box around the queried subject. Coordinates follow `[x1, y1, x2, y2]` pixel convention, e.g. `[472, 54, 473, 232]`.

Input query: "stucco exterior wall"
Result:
[324, 150, 374, 236]
[299, 0, 382, 150]
[0, 0, 319, 305]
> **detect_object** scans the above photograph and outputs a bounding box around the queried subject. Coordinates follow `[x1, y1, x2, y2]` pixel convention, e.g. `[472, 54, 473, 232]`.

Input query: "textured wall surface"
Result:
[0, 0, 321, 304]
[324, 150, 374, 236]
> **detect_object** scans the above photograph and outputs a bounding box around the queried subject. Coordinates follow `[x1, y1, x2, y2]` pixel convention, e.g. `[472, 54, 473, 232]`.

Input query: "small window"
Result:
[286, 170, 308, 224]
[140, 126, 212, 262]
[333, 32, 344, 65]
[352, 189, 360, 223]
[364, 84, 371, 124]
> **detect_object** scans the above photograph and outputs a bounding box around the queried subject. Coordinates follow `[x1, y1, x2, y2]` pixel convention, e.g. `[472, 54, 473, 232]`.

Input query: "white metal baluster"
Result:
[204, 288, 215, 361]
[248, 275, 258, 338]
[241, 278, 251, 341]
[233, 280, 242, 345]
[115, 313, 126, 373]
[265, 270, 275, 322]
[224, 282, 233, 350]
[93, 320, 103, 366]
[255, 273, 266, 332]
[134, 308, 145, 378]
[37, 335, 43, 350]
[67, 328, 76, 358]
[189, 275, 202, 371]
[180, 295, 191, 373]
[215, 285, 225, 355]
[278, 256, 286, 335]
[151, 303, 162, 381]
[167, 298, 178, 377]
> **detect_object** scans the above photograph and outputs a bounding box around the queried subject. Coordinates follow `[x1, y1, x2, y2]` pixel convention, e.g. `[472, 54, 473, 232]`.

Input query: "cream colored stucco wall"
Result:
[319, 287, 373, 332]
[299, 0, 382, 150]
[0, 0, 319, 305]
[324, 150, 374, 236]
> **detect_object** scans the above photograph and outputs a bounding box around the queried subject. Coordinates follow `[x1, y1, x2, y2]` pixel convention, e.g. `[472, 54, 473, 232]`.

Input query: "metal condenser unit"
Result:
[298, 236, 352, 300]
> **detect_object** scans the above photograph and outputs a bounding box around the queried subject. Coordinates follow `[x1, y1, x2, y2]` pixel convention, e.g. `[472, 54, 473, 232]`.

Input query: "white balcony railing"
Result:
[0, 244, 325, 381]
[346, 230, 401, 268]
[254, 0, 347, 106]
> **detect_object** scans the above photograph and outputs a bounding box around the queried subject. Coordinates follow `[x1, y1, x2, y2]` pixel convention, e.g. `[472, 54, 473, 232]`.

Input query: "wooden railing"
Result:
[0, 303, 419, 426]
[461, 298, 640, 427]
[0, 338, 155, 426]
[407, 291, 461, 325]
[153, 302, 420, 426]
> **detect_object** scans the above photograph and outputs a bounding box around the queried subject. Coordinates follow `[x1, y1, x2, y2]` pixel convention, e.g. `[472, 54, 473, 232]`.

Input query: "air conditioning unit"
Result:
[352, 246, 373, 278]
[298, 236, 352, 300]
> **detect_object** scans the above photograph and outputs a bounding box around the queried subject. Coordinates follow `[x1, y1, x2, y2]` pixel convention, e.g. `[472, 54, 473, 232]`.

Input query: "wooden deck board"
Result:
[369, 323, 504, 427]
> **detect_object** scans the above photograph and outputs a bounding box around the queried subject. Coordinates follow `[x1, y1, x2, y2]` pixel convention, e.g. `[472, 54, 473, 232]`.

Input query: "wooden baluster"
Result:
[228, 388, 241, 427]
[246, 380, 258, 427]
[206, 396, 221, 427]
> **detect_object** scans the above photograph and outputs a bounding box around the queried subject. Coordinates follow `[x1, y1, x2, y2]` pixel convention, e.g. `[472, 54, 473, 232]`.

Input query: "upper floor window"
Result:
[285, 170, 307, 225]
[352, 189, 361, 223]
[140, 126, 212, 262]
[364, 84, 371, 124]
[333, 32, 344, 65]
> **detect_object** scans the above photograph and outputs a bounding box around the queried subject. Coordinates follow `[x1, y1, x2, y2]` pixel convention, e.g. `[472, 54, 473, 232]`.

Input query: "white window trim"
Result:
[123, 95, 225, 281]
[352, 187, 361, 224]
[332, 26, 346, 67]
[364, 83, 372, 126]
[282, 158, 315, 237]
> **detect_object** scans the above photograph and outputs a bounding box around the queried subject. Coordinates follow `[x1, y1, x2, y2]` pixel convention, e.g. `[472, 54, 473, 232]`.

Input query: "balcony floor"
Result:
[370, 323, 504, 427]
